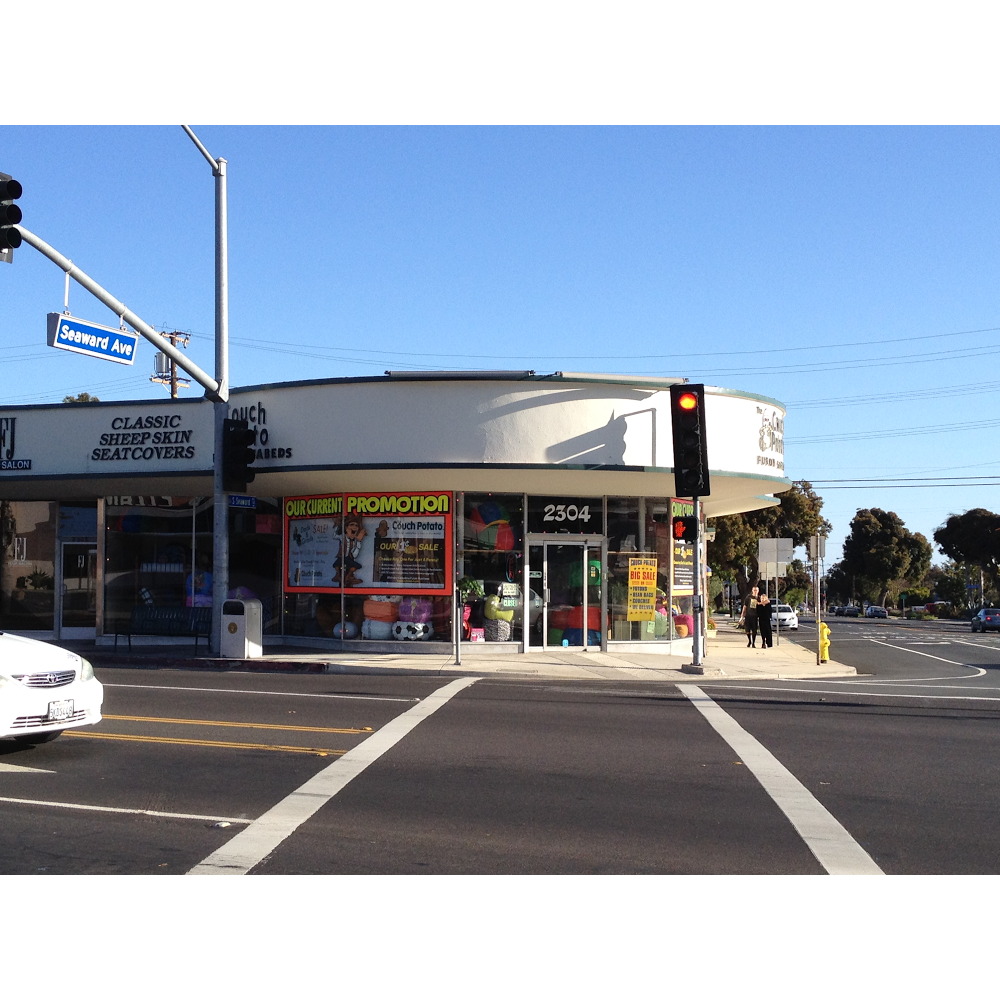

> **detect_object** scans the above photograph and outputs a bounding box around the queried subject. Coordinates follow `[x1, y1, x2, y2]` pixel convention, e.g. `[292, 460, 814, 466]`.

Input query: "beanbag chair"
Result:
[363, 599, 398, 622]
[362, 619, 394, 640]
[333, 621, 359, 639]
[391, 621, 433, 641]
[398, 597, 433, 622]
[483, 594, 514, 622]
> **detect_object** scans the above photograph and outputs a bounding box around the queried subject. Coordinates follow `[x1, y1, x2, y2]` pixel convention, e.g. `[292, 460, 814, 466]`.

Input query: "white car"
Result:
[775, 604, 799, 630]
[1, 632, 103, 743]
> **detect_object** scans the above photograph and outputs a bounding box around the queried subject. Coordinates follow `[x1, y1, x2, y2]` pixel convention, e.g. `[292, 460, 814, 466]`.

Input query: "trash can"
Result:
[221, 598, 263, 658]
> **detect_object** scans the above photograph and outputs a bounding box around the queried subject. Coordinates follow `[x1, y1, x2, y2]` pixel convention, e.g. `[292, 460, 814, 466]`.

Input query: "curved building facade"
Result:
[0, 372, 788, 655]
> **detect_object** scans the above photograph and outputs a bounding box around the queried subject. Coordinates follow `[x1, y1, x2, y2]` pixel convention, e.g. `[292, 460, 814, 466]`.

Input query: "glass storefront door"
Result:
[526, 536, 605, 650]
[60, 542, 97, 632]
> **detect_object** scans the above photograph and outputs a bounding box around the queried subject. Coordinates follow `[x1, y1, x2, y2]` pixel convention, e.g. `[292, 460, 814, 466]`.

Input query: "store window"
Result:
[606, 497, 684, 642]
[104, 497, 213, 636]
[229, 499, 282, 634]
[460, 493, 525, 644]
[283, 492, 453, 643]
[104, 496, 283, 636]
[0, 501, 57, 631]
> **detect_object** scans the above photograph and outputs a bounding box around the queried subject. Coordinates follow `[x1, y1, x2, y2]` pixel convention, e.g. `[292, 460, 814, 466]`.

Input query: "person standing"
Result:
[739, 584, 760, 648]
[757, 592, 774, 648]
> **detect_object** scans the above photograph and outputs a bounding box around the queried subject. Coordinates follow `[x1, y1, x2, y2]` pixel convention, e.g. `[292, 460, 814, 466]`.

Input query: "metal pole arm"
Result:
[14, 225, 224, 402]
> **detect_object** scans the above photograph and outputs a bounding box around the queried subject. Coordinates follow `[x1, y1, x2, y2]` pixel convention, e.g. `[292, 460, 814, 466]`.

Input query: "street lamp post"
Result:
[182, 126, 229, 655]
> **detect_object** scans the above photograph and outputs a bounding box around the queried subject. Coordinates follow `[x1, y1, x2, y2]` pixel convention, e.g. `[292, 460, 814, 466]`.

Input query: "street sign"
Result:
[758, 537, 794, 565]
[46, 312, 139, 366]
[808, 535, 826, 560]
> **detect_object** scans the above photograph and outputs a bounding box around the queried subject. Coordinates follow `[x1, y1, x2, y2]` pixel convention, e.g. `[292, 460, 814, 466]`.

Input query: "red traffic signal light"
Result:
[672, 515, 698, 542]
[669, 383, 710, 498]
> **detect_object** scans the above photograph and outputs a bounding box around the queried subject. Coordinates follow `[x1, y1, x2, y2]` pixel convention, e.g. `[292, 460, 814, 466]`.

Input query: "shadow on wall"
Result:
[546, 413, 628, 466]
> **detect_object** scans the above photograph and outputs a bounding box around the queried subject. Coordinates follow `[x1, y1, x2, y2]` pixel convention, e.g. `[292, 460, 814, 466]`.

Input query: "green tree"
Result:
[928, 562, 972, 609]
[708, 481, 830, 599]
[825, 561, 854, 604]
[934, 509, 1000, 593]
[63, 392, 100, 403]
[841, 508, 928, 607]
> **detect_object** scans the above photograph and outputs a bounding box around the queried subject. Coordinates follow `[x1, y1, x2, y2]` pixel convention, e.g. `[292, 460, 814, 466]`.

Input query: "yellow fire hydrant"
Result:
[819, 621, 831, 663]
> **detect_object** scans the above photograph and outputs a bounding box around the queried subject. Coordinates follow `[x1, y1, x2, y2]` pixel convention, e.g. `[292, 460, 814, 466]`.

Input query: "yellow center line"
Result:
[64, 730, 346, 756]
[102, 714, 374, 735]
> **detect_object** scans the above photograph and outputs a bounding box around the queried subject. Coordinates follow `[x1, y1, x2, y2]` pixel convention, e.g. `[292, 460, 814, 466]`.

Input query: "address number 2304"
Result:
[542, 504, 592, 523]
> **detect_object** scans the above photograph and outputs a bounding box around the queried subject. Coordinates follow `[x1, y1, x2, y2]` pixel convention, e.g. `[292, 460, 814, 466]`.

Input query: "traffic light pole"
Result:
[692, 497, 703, 667]
[183, 126, 230, 656]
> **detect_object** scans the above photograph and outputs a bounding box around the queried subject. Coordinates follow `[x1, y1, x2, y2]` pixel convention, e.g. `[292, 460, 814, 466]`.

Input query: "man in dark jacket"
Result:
[739, 584, 760, 648]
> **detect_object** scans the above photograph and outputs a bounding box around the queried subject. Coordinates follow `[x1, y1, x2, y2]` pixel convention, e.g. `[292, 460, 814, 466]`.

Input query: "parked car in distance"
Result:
[842, 605, 860, 617]
[971, 609, 1000, 633]
[775, 604, 798, 629]
[1, 632, 104, 743]
[865, 606, 888, 618]
[832, 606, 844, 616]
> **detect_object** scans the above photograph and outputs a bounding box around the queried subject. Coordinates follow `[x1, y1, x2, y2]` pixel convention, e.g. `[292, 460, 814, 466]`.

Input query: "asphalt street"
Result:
[3, 616, 999, 875]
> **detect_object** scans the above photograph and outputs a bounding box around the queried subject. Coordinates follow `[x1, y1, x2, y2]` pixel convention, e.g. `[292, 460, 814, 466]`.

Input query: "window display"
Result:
[460, 493, 525, 643]
[283, 492, 454, 643]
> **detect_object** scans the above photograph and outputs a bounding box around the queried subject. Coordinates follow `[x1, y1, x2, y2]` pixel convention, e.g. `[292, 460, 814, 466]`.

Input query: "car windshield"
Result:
[778, 606, 792, 612]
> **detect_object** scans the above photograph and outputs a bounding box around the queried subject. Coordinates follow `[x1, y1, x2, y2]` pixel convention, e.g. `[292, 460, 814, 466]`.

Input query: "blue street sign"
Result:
[229, 495, 256, 508]
[46, 312, 139, 366]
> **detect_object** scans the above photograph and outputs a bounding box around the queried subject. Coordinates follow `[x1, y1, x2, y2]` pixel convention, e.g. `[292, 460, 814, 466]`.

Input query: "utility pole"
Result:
[150, 331, 192, 398]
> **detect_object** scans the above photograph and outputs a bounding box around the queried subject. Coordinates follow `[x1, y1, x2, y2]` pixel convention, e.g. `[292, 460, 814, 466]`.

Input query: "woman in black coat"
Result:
[757, 593, 774, 648]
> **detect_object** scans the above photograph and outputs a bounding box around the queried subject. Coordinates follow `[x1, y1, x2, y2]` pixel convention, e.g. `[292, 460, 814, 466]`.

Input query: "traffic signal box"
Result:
[669, 383, 710, 498]
[0, 172, 23, 259]
[222, 418, 257, 492]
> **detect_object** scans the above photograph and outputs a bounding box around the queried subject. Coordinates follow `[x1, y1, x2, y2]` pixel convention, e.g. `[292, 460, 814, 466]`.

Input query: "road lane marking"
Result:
[101, 683, 417, 703]
[0, 795, 251, 824]
[680, 684, 884, 876]
[867, 639, 987, 676]
[188, 675, 479, 876]
[0, 762, 55, 773]
[701, 683, 1000, 702]
[64, 731, 346, 756]
[949, 638, 1000, 653]
[103, 714, 373, 734]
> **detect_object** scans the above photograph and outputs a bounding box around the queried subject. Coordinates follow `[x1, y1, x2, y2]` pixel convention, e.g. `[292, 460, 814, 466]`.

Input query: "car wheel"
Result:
[12, 730, 63, 745]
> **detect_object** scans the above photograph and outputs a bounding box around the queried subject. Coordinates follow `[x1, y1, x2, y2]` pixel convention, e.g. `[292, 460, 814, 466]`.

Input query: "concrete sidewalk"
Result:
[75, 622, 853, 683]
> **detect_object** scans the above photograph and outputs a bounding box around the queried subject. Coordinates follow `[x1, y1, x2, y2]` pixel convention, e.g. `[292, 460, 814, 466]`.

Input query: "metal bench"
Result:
[114, 606, 213, 651]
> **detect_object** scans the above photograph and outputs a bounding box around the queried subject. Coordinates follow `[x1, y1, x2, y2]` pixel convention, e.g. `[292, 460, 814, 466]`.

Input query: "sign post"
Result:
[758, 537, 793, 645]
[808, 534, 826, 665]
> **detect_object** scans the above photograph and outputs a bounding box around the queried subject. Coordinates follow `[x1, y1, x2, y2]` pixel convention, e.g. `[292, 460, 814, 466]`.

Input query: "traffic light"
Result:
[222, 418, 257, 492]
[0, 173, 23, 261]
[672, 515, 698, 542]
[669, 383, 710, 497]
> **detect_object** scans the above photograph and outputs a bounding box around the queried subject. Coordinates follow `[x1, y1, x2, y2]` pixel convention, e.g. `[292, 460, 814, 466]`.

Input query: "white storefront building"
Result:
[0, 371, 788, 655]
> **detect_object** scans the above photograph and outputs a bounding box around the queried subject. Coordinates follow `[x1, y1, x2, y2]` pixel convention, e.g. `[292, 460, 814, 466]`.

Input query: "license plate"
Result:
[47, 699, 74, 721]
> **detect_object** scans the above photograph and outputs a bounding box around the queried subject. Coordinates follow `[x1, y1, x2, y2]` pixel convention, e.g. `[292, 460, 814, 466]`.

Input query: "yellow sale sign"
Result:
[627, 557, 658, 621]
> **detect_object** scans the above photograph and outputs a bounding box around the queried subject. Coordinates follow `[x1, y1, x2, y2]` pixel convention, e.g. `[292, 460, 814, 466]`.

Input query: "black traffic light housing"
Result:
[0, 173, 23, 260]
[669, 383, 710, 497]
[672, 515, 698, 542]
[222, 418, 257, 492]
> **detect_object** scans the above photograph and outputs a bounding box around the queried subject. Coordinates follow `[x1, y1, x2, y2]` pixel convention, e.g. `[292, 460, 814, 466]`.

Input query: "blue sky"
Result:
[2, 125, 999, 562]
